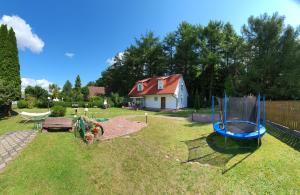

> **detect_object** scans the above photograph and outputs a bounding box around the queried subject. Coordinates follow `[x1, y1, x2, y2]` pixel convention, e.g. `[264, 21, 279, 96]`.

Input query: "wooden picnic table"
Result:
[42, 117, 73, 131]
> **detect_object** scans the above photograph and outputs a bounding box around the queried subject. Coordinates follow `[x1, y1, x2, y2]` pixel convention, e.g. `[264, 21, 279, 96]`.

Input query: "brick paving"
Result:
[0, 130, 36, 172]
[100, 116, 147, 140]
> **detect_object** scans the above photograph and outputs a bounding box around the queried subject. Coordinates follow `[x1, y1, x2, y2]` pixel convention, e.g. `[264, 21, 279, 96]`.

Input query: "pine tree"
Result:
[75, 75, 81, 89]
[73, 75, 83, 101]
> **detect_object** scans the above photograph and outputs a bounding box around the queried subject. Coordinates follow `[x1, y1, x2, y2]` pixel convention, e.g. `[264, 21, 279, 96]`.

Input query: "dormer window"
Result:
[158, 80, 164, 90]
[137, 82, 143, 92]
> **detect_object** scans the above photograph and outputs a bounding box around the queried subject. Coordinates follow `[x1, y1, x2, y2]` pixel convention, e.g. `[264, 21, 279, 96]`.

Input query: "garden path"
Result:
[0, 130, 36, 172]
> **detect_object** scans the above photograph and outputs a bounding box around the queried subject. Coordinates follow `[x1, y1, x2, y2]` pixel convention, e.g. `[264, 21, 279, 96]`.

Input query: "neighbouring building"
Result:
[88, 86, 106, 98]
[128, 74, 188, 110]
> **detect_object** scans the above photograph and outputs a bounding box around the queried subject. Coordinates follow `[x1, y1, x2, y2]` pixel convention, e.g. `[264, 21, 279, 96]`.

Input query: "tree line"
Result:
[19, 75, 89, 108]
[19, 74, 123, 109]
[95, 13, 300, 107]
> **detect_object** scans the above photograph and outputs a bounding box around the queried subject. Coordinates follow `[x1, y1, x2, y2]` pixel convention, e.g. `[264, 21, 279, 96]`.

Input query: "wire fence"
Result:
[265, 101, 300, 131]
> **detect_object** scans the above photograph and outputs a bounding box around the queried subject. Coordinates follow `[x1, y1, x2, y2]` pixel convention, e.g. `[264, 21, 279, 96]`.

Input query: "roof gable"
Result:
[128, 74, 182, 97]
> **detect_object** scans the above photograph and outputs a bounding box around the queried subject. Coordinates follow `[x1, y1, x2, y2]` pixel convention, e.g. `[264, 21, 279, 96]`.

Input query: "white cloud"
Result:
[65, 52, 75, 58]
[106, 52, 124, 66]
[21, 78, 52, 91]
[0, 15, 44, 53]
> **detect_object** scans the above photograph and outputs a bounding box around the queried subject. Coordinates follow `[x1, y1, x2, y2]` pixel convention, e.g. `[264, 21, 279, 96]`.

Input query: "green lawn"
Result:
[0, 108, 299, 194]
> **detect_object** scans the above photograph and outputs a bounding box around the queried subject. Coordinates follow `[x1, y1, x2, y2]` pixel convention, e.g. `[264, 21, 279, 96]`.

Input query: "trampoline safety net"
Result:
[217, 96, 258, 123]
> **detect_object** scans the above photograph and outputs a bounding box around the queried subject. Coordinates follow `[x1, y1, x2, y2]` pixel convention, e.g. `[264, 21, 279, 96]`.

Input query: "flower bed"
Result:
[75, 116, 105, 144]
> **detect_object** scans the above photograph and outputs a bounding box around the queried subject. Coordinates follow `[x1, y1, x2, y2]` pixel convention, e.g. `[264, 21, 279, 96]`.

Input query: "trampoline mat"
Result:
[221, 122, 257, 133]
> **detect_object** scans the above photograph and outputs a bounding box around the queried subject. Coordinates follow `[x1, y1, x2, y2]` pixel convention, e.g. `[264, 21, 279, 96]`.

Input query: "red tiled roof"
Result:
[128, 74, 182, 97]
[88, 86, 105, 97]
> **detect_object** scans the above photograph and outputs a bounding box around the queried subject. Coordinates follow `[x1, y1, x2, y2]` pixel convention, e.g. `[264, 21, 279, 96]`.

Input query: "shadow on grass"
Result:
[154, 111, 192, 118]
[0, 110, 19, 120]
[153, 108, 213, 118]
[183, 132, 259, 174]
[267, 123, 300, 152]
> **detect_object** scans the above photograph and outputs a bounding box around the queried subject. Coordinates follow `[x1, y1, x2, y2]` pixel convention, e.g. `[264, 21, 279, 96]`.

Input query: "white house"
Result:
[128, 74, 188, 110]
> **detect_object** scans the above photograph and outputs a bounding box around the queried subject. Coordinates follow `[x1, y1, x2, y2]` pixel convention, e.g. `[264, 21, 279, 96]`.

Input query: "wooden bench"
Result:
[42, 117, 73, 132]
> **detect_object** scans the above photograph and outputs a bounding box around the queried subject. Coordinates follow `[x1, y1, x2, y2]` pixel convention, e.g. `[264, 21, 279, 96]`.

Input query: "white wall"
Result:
[174, 77, 188, 108]
[144, 95, 177, 109]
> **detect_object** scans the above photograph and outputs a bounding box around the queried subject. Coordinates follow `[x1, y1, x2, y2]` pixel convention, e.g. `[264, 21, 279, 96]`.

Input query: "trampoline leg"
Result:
[257, 138, 260, 147]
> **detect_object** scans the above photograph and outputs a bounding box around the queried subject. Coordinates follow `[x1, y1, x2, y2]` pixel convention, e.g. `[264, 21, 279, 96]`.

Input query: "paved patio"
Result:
[0, 130, 36, 172]
[100, 116, 147, 140]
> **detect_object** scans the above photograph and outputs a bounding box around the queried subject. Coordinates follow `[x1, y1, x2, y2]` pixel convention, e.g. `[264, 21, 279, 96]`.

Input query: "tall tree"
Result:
[173, 22, 202, 93]
[135, 32, 167, 77]
[81, 86, 89, 101]
[73, 75, 83, 101]
[242, 13, 300, 99]
[222, 23, 246, 96]
[0, 25, 21, 116]
[61, 80, 73, 101]
[163, 32, 177, 74]
[200, 21, 225, 103]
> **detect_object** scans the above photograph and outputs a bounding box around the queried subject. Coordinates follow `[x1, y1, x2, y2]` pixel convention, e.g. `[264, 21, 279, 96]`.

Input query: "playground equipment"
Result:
[212, 95, 266, 143]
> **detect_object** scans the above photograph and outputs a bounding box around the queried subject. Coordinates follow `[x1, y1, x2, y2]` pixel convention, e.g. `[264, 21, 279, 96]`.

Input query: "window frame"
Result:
[137, 83, 143, 92]
[158, 80, 164, 90]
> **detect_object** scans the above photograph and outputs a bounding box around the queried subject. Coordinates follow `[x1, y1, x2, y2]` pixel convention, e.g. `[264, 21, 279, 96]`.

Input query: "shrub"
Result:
[107, 97, 115, 107]
[25, 96, 37, 109]
[52, 101, 72, 107]
[64, 102, 72, 107]
[88, 100, 103, 108]
[89, 96, 104, 108]
[78, 101, 88, 108]
[17, 100, 28, 108]
[36, 99, 49, 108]
[50, 105, 66, 117]
[110, 92, 124, 107]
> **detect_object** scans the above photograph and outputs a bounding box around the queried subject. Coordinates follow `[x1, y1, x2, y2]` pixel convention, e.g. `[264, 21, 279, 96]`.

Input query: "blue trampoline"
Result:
[212, 95, 266, 141]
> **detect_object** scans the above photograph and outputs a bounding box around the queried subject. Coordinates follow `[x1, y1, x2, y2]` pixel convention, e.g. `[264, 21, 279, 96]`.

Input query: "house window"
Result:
[158, 80, 164, 89]
[137, 83, 143, 92]
[181, 82, 184, 91]
[154, 97, 158, 101]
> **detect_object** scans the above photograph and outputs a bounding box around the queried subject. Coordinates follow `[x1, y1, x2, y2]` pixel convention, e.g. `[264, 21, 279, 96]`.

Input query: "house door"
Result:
[161, 97, 166, 109]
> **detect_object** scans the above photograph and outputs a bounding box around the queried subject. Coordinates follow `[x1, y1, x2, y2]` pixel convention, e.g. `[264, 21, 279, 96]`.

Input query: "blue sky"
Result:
[0, 0, 300, 89]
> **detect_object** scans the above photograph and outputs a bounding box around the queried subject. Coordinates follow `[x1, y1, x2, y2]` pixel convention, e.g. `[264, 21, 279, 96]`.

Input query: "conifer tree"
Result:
[0, 25, 21, 116]
[73, 75, 83, 101]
